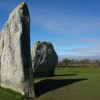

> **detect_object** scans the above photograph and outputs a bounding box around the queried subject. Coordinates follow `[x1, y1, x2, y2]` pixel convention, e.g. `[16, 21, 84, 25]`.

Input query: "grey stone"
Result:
[0, 2, 34, 98]
[31, 41, 58, 77]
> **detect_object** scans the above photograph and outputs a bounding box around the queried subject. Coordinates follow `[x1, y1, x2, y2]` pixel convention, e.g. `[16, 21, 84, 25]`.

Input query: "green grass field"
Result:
[0, 67, 100, 100]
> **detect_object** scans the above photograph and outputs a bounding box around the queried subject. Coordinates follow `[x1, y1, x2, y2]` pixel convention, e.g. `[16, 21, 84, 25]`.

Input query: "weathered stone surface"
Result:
[0, 2, 34, 98]
[31, 41, 58, 77]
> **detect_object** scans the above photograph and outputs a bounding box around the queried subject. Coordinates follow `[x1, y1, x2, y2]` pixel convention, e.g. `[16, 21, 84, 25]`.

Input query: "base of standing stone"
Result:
[34, 70, 54, 77]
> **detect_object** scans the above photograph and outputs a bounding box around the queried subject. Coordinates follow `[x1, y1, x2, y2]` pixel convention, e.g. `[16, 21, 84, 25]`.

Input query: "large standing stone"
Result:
[31, 41, 58, 77]
[0, 2, 34, 98]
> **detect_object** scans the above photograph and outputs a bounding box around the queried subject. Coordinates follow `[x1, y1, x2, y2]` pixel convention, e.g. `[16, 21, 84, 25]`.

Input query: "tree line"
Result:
[57, 58, 100, 68]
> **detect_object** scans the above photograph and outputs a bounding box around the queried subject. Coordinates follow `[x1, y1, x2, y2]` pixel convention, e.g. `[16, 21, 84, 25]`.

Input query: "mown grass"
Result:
[0, 87, 23, 100]
[0, 67, 100, 100]
[34, 67, 100, 100]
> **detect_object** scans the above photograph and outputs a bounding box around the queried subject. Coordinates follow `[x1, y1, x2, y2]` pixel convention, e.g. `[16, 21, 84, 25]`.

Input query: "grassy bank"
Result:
[0, 67, 100, 100]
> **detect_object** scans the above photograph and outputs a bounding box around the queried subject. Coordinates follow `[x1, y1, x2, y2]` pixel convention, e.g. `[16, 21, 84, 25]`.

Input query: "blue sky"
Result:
[0, 0, 100, 60]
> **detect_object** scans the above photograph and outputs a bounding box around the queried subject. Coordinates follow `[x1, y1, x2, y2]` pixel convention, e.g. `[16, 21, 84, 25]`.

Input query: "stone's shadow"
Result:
[34, 78, 87, 97]
[34, 74, 54, 78]
[54, 74, 78, 76]
[34, 74, 78, 78]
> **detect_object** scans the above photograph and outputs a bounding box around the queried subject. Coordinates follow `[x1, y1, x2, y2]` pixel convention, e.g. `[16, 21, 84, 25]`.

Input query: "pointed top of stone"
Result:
[18, 2, 28, 10]
[19, 2, 26, 7]
[15, 2, 29, 15]
[1, 2, 30, 31]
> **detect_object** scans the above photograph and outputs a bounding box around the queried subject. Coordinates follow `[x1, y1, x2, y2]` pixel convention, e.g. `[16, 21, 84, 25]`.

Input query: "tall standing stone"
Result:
[0, 2, 34, 98]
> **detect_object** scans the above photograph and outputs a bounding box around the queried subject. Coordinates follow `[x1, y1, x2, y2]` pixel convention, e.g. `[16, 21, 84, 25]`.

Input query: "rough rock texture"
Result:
[31, 41, 58, 77]
[0, 2, 34, 98]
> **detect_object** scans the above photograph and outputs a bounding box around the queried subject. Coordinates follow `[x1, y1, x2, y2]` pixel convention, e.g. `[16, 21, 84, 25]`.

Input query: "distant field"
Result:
[0, 67, 100, 100]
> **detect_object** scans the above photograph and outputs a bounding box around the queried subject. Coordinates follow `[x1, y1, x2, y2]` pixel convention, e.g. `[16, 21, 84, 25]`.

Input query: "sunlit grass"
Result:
[0, 67, 100, 100]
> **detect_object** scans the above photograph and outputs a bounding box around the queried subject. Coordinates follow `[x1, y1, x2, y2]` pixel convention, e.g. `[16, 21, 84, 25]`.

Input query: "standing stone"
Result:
[0, 2, 34, 98]
[31, 41, 58, 77]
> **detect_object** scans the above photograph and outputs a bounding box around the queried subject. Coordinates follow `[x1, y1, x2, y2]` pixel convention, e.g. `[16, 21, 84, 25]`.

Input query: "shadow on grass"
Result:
[34, 78, 87, 97]
[54, 74, 78, 76]
[34, 74, 78, 78]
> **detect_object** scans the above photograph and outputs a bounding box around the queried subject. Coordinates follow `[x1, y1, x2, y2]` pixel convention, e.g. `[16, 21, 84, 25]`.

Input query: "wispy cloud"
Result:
[66, 47, 100, 56]
[82, 38, 100, 44]
[58, 47, 100, 61]
[57, 46, 100, 61]
[58, 54, 100, 61]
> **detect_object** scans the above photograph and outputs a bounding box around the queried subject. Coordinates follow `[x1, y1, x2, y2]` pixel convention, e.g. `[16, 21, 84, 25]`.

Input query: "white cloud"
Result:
[67, 47, 100, 55]
[82, 38, 100, 44]
[57, 46, 100, 61]
[58, 54, 100, 61]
